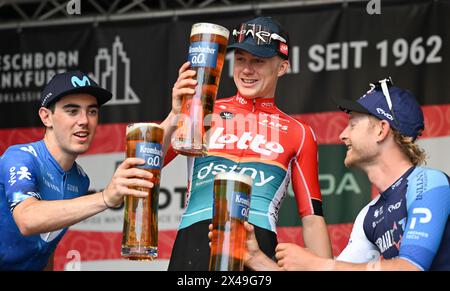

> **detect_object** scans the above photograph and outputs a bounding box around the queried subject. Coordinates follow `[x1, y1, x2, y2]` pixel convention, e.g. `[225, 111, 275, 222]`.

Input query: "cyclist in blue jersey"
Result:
[0, 71, 154, 271]
[242, 78, 450, 271]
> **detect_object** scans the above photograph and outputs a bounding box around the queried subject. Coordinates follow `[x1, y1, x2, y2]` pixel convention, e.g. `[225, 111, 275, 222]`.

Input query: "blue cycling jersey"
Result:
[338, 166, 450, 270]
[0, 140, 89, 270]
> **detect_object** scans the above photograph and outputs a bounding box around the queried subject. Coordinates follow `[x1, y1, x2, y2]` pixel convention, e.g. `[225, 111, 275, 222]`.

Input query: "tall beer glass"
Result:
[209, 172, 253, 271]
[172, 22, 229, 156]
[121, 123, 164, 260]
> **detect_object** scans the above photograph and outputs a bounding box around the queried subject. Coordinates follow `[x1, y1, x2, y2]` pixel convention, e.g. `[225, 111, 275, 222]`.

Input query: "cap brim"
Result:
[334, 97, 371, 114]
[227, 42, 277, 58]
[49, 86, 112, 107]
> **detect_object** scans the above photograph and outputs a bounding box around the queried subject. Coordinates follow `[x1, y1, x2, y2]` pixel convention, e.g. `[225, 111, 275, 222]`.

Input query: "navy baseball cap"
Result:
[227, 16, 289, 60]
[40, 70, 112, 108]
[336, 80, 425, 140]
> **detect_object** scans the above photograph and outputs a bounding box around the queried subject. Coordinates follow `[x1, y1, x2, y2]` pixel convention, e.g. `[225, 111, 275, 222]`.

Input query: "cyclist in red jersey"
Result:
[160, 16, 332, 270]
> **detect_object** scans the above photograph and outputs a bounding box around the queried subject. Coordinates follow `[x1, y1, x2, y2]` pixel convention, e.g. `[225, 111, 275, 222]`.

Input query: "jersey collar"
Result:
[232, 93, 275, 111]
[39, 140, 73, 175]
[380, 166, 416, 198]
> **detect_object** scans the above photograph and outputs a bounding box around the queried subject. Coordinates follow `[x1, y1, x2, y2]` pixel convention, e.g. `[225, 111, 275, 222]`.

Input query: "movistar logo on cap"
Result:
[71, 76, 91, 87]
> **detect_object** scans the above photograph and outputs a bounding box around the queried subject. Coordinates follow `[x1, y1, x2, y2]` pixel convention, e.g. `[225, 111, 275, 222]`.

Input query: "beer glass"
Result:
[172, 22, 230, 156]
[121, 123, 164, 260]
[209, 172, 253, 271]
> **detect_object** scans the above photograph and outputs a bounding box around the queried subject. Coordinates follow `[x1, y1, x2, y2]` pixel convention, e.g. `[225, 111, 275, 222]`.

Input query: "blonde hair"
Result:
[392, 129, 427, 166]
[368, 115, 426, 166]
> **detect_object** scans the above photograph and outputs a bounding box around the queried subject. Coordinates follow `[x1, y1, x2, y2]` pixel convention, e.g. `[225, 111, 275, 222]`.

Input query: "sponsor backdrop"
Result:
[1, 1, 449, 270]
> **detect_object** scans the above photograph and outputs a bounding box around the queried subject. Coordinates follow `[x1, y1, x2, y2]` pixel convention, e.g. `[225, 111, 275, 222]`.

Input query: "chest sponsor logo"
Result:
[261, 102, 273, 108]
[235, 96, 248, 105]
[387, 199, 402, 213]
[374, 220, 406, 254]
[259, 119, 288, 131]
[374, 206, 383, 218]
[375, 229, 396, 253]
[197, 162, 274, 187]
[66, 184, 79, 193]
[209, 127, 284, 156]
[43, 177, 60, 192]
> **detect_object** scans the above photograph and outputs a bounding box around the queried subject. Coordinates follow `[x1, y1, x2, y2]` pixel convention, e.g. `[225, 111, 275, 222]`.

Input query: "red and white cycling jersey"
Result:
[166, 94, 323, 232]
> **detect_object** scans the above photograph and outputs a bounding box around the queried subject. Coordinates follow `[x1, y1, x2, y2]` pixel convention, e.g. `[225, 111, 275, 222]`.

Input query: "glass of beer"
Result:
[121, 122, 164, 260]
[209, 172, 253, 271]
[172, 22, 230, 156]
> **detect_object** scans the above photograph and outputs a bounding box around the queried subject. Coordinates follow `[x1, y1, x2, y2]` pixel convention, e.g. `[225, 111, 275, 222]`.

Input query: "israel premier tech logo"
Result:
[409, 208, 432, 229]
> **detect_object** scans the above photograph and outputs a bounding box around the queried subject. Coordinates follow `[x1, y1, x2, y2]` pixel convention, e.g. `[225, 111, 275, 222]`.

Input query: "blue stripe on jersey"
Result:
[362, 166, 450, 270]
[400, 167, 450, 270]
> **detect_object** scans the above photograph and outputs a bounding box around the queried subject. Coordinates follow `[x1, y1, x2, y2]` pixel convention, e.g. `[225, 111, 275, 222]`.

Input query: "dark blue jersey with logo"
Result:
[0, 140, 89, 270]
[338, 166, 450, 270]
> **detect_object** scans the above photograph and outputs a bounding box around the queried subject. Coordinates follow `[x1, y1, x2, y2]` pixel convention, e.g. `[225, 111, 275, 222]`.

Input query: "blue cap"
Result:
[227, 16, 289, 59]
[336, 86, 425, 139]
[40, 70, 112, 108]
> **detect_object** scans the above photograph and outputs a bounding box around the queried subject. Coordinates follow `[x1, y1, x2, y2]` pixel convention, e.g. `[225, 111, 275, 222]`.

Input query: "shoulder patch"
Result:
[19, 145, 38, 158]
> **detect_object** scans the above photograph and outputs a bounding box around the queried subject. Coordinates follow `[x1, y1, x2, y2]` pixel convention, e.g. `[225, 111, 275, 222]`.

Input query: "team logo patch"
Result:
[279, 43, 288, 56]
[220, 111, 234, 120]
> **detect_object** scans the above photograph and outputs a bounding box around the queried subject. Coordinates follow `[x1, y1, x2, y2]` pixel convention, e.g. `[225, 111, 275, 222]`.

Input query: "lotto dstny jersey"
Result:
[337, 166, 450, 270]
[0, 140, 89, 271]
[166, 94, 324, 232]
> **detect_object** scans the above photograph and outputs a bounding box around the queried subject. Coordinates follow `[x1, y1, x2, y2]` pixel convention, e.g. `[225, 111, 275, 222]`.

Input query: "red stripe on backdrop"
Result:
[0, 123, 129, 155]
[1, 104, 448, 154]
[293, 104, 450, 144]
[54, 229, 178, 270]
[54, 224, 353, 270]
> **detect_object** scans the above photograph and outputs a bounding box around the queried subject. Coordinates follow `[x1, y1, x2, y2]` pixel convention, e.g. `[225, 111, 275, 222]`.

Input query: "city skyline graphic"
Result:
[92, 36, 140, 105]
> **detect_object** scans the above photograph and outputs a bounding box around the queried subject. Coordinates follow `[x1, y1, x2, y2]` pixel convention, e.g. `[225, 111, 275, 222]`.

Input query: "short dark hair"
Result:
[47, 101, 56, 113]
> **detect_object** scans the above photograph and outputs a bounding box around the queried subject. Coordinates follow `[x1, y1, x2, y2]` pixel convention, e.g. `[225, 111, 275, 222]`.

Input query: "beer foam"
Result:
[214, 172, 253, 187]
[126, 122, 163, 135]
[190, 23, 230, 39]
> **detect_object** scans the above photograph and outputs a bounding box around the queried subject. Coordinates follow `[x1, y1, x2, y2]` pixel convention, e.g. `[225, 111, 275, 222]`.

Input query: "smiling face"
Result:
[39, 93, 99, 160]
[339, 112, 380, 169]
[233, 49, 289, 99]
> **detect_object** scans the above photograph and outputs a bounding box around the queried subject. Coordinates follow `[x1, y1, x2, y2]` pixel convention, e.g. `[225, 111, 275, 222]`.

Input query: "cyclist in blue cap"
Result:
[0, 71, 154, 270]
[243, 79, 450, 271]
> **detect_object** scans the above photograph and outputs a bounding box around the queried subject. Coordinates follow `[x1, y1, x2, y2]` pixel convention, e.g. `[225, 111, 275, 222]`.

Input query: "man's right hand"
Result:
[171, 61, 197, 115]
[243, 222, 265, 266]
[102, 158, 154, 208]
